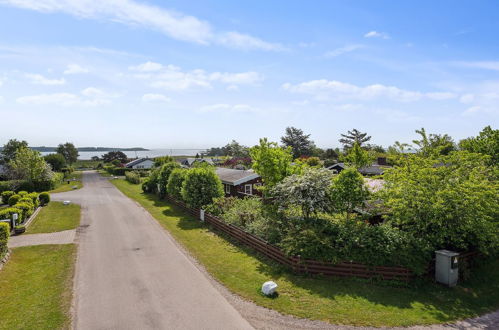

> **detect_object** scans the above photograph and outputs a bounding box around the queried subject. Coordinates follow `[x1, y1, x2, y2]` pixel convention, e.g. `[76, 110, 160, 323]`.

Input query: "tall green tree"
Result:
[345, 142, 372, 169]
[102, 151, 127, 163]
[222, 140, 249, 157]
[459, 126, 498, 164]
[8, 147, 54, 184]
[44, 153, 67, 171]
[1, 139, 28, 163]
[56, 142, 79, 165]
[280, 127, 316, 159]
[412, 128, 456, 157]
[181, 167, 223, 208]
[339, 129, 371, 150]
[250, 138, 293, 190]
[329, 167, 370, 218]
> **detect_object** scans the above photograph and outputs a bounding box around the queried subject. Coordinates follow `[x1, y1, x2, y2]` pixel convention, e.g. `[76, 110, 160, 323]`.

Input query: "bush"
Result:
[14, 225, 26, 235]
[15, 202, 35, 221]
[0, 222, 9, 258]
[125, 171, 141, 184]
[166, 168, 186, 200]
[158, 162, 181, 196]
[18, 197, 35, 207]
[38, 192, 50, 206]
[0, 207, 24, 224]
[8, 194, 20, 206]
[18, 191, 28, 197]
[27, 192, 40, 208]
[1, 191, 14, 204]
[181, 167, 223, 208]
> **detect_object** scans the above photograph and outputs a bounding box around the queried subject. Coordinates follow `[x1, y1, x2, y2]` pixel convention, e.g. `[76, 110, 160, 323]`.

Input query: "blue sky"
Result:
[0, 0, 497, 149]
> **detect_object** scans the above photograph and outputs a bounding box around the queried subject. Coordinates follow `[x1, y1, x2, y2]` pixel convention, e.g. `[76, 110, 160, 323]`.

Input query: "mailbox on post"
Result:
[435, 250, 459, 287]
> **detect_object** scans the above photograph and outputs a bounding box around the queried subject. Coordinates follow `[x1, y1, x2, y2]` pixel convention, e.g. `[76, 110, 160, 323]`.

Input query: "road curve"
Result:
[52, 171, 253, 330]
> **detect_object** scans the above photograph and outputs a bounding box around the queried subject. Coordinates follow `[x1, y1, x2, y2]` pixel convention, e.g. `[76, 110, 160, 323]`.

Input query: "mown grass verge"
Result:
[27, 201, 80, 234]
[0, 244, 76, 330]
[49, 171, 83, 193]
[111, 178, 499, 327]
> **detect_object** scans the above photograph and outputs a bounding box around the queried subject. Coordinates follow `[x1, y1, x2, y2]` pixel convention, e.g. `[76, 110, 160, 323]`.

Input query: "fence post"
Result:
[200, 209, 205, 222]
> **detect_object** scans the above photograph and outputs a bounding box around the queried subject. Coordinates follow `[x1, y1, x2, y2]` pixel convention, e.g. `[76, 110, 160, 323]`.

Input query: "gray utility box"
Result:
[435, 250, 459, 287]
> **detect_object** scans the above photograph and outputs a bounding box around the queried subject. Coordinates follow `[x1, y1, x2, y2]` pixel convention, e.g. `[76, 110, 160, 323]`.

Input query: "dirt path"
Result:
[52, 171, 252, 330]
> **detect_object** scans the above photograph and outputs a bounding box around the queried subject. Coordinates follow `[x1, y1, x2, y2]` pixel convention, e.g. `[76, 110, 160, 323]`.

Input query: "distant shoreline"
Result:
[30, 147, 150, 152]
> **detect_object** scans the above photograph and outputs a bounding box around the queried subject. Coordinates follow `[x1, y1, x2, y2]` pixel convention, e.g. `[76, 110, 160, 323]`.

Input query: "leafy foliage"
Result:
[8, 194, 20, 206]
[44, 153, 67, 171]
[339, 129, 371, 150]
[329, 167, 370, 216]
[154, 156, 175, 167]
[280, 127, 316, 159]
[102, 151, 128, 164]
[38, 192, 50, 206]
[157, 162, 181, 196]
[181, 167, 223, 208]
[379, 151, 499, 255]
[412, 128, 456, 156]
[8, 147, 55, 191]
[459, 125, 498, 164]
[272, 167, 333, 219]
[56, 142, 79, 165]
[1, 139, 28, 163]
[0, 222, 9, 258]
[166, 168, 187, 200]
[125, 171, 141, 184]
[344, 142, 372, 169]
[250, 138, 293, 190]
[1, 191, 14, 204]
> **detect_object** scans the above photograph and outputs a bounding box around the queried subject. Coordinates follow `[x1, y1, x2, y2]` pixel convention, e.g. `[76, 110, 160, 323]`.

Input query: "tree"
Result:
[388, 141, 412, 154]
[166, 168, 187, 200]
[8, 147, 54, 187]
[345, 142, 372, 169]
[412, 128, 456, 157]
[379, 151, 499, 255]
[56, 142, 79, 165]
[154, 156, 175, 167]
[44, 153, 66, 171]
[158, 161, 181, 196]
[459, 126, 498, 164]
[181, 167, 223, 208]
[222, 140, 249, 157]
[339, 129, 371, 150]
[271, 168, 333, 219]
[102, 151, 128, 163]
[280, 127, 316, 159]
[1, 139, 28, 163]
[91, 156, 100, 161]
[329, 167, 370, 218]
[250, 138, 293, 190]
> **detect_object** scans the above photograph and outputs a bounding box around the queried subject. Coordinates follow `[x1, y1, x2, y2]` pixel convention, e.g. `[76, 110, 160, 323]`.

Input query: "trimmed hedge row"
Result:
[0, 222, 9, 259]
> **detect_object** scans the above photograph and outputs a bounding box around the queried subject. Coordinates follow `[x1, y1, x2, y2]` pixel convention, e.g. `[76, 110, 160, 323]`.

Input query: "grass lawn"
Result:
[111, 178, 499, 327]
[0, 244, 76, 330]
[27, 202, 80, 234]
[49, 171, 83, 193]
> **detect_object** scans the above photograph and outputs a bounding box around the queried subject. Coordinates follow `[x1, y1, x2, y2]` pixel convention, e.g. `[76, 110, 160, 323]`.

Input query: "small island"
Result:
[28, 146, 150, 152]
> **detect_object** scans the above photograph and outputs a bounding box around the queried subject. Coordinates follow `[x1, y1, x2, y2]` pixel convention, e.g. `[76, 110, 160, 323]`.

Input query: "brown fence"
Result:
[165, 195, 414, 282]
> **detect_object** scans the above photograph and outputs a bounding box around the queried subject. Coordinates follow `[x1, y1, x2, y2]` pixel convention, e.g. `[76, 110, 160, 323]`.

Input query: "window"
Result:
[225, 184, 231, 194]
[244, 184, 252, 195]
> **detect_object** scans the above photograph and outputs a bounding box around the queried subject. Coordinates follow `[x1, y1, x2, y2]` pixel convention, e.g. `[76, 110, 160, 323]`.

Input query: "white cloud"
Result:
[142, 93, 171, 102]
[459, 94, 475, 104]
[283, 79, 456, 103]
[1, 0, 283, 51]
[64, 64, 89, 74]
[129, 61, 163, 72]
[216, 32, 286, 51]
[364, 31, 390, 39]
[324, 44, 364, 58]
[26, 73, 66, 85]
[199, 103, 259, 113]
[130, 62, 263, 91]
[17, 87, 114, 106]
[453, 61, 499, 71]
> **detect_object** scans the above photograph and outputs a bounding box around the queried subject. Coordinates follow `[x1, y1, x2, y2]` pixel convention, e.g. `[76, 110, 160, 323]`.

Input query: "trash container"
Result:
[435, 250, 459, 287]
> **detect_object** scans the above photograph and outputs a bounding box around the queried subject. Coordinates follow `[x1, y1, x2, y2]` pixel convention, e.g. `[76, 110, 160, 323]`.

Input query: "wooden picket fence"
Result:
[165, 195, 415, 282]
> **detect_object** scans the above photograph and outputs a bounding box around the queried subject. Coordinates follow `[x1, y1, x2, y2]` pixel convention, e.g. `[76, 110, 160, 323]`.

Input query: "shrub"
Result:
[158, 162, 181, 196]
[181, 167, 223, 208]
[18, 197, 35, 207]
[0, 207, 24, 224]
[166, 168, 186, 200]
[142, 167, 161, 193]
[329, 167, 370, 216]
[38, 192, 50, 206]
[27, 192, 39, 208]
[0, 222, 9, 258]
[18, 191, 28, 197]
[1, 191, 14, 204]
[8, 194, 20, 206]
[125, 171, 141, 184]
[204, 196, 238, 216]
[15, 202, 34, 220]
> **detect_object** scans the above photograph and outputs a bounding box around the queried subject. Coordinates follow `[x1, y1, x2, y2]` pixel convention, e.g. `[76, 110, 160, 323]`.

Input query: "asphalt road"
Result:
[53, 171, 253, 330]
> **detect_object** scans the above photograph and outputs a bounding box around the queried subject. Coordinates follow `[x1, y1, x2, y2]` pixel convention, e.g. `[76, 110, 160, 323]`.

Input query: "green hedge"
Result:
[125, 171, 141, 184]
[1, 191, 14, 204]
[39, 192, 50, 206]
[0, 222, 9, 258]
[0, 207, 23, 224]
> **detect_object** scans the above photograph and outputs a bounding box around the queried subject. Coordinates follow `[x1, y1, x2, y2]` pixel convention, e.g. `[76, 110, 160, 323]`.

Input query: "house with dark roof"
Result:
[215, 167, 262, 197]
[124, 158, 154, 169]
[326, 162, 346, 173]
[326, 157, 391, 176]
